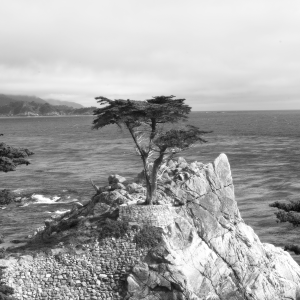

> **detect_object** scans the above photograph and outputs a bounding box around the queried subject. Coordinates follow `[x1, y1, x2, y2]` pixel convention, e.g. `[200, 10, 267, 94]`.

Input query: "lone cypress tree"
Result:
[93, 95, 211, 205]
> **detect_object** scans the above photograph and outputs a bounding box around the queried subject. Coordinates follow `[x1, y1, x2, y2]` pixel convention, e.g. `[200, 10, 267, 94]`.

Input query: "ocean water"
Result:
[0, 111, 299, 262]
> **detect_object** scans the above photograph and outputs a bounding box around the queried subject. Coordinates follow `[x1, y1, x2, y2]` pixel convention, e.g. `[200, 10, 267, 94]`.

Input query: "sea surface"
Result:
[0, 111, 299, 263]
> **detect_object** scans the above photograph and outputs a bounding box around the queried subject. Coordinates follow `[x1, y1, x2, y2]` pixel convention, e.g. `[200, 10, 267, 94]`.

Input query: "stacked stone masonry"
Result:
[119, 205, 176, 227]
[1, 232, 148, 300]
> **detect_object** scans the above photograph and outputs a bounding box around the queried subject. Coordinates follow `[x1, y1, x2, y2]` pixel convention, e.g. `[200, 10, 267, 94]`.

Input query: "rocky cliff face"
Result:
[124, 154, 300, 300]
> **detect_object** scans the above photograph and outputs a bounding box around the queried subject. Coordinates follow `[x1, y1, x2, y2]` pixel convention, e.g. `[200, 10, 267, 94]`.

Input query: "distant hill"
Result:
[1, 94, 83, 109]
[5, 95, 48, 105]
[0, 100, 96, 116]
[0, 101, 55, 116]
[0, 94, 16, 106]
[45, 99, 83, 108]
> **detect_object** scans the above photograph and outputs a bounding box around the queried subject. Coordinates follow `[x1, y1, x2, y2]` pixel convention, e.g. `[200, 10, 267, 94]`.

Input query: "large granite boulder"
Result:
[125, 153, 300, 300]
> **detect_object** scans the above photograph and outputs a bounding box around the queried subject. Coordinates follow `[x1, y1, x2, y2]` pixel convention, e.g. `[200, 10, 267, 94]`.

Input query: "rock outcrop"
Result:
[124, 154, 300, 299]
[1, 154, 300, 300]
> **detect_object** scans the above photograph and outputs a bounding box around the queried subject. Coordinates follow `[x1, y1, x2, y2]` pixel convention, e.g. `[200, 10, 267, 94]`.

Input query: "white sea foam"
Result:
[30, 193, 80, 205]
[45, 209, 71, 215]
[45, 209, 71, 217]
[55, 209, 71, 214]
[31, 194, 61, 204]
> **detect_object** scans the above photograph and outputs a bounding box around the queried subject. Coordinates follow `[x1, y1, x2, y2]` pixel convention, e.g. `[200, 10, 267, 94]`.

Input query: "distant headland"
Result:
[0, 94, 95, 116]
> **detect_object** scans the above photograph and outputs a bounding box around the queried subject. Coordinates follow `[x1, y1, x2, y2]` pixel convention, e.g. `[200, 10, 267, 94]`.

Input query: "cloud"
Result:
[1, 0, 300, 109]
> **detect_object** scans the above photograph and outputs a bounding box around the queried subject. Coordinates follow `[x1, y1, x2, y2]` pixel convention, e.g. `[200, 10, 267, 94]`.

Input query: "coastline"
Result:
[0, 114, 94, 118]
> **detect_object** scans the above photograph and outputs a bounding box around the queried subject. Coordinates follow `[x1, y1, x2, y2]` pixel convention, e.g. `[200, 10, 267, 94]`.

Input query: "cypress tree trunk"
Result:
[145, 152, 164, 205]
[145, 179, 153, 205]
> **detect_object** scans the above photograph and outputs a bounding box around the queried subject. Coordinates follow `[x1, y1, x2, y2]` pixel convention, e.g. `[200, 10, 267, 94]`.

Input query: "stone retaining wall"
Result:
[1, 232, 148, 300]
[119, 205, 176, 227]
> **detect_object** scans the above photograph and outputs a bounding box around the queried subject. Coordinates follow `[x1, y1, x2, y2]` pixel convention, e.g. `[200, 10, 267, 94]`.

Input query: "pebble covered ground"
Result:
[2, 231, 148, 300]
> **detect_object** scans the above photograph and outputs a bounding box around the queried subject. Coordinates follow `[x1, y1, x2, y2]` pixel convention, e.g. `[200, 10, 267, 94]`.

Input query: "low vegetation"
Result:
[270, 200, 300, 254]
[134, 225, 163, 249]
[0, 140, 33, 173]
[98, 219, 129, 240]
[270, 200, 300, 226]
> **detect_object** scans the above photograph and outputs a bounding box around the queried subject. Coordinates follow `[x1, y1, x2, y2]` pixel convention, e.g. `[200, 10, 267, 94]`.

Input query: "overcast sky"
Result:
[1, 0, 300, 110]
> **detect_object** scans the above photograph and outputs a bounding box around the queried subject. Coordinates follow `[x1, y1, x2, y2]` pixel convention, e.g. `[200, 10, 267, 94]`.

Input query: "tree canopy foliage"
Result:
[92, 96, 191, 129]
[93, 95, 211, 204]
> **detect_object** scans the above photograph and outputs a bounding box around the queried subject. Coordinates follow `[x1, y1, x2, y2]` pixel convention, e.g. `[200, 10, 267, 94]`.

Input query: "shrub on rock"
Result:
[270, 200, 300, 254]
[0, 141, 33, 173]
[98, 219, 129, 240]
[134, 226, 163, 249]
